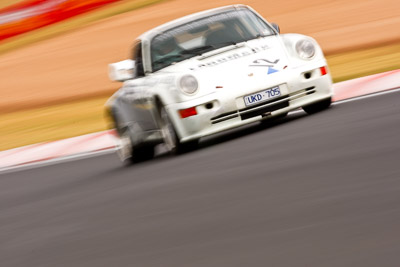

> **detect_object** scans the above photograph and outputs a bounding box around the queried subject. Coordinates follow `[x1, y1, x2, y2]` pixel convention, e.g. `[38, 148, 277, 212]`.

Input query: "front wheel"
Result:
[158, 106, 198, 154]
[302, 97, 332, 114]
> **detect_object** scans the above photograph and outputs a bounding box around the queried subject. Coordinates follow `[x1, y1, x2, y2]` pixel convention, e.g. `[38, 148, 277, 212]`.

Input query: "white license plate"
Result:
[244, 86, 281, 107]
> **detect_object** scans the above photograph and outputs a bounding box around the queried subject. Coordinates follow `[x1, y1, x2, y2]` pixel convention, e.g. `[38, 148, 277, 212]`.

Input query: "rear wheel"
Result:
[302, 97, 332, 114]
[130, 145, 155, 163]
[158, 106, 198, 154]
[116, 129, 154, 164]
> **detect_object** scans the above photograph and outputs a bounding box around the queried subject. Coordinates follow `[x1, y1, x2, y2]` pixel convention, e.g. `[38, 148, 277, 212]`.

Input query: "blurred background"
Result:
[1, 0, 399, 151]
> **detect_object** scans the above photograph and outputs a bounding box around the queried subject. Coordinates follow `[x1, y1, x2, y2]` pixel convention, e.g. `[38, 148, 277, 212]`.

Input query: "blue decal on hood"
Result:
[267, 67, 278, 74]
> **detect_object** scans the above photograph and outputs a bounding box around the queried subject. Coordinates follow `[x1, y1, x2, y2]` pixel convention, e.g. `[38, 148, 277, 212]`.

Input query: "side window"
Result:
[132, 41, 145, 78]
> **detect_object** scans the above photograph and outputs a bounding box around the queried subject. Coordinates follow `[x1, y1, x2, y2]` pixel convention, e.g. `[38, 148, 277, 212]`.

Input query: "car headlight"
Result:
[295, 39, 316, 59]
[179, 75, 198, 95]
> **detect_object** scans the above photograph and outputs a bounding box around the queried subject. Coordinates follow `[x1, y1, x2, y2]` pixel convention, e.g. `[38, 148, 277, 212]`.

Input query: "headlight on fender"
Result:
[179, 75, 198, 95]
[295, 39, 316, 59]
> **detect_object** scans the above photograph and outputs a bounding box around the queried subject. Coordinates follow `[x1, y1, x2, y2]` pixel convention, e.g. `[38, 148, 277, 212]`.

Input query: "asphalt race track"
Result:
[1, 91, 400, 267]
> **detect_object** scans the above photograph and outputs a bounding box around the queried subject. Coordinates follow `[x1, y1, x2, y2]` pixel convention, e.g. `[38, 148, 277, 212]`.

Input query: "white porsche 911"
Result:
[105, 4, 333, 162]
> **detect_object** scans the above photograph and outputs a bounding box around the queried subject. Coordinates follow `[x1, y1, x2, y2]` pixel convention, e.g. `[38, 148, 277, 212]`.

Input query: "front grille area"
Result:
[210, 110, 239, 124]
[210, 86, 315, 124]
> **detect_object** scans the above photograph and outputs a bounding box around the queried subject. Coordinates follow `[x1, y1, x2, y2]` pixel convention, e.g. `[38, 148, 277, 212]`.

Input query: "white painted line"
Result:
[288, 87, 400, 116]
[0, 148, 115, 174]
[0, 144, 171, 174]
[333, 87, 400, 105]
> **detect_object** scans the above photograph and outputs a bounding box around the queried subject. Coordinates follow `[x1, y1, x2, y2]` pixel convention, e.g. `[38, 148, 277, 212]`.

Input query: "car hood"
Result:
[158, 35, 290, 81]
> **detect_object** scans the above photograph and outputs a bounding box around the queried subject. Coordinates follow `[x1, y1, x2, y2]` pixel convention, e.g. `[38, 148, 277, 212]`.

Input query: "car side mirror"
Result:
[271, 23, 280, 34]
[108, 59, 135, 82]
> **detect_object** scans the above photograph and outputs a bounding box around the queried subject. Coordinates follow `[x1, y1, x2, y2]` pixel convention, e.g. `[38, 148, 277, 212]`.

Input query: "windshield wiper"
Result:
[246, 33, 274, 42]
[212, 41, 238, 48]
[180, 45, 216, 56]
[181, 42, 240, 57]
[152, 54, 185, 66]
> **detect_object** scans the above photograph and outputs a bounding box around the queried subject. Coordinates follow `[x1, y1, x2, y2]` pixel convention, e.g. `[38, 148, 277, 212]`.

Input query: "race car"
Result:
[105, 4, 333, 162]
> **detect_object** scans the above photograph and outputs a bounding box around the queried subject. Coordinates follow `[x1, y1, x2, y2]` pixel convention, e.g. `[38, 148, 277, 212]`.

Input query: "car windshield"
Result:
[151, 8, 275, 72]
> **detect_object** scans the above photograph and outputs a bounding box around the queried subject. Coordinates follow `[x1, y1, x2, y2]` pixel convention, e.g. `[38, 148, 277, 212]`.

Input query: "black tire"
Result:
[177, 139, 199, 154]
[158, 106, 198, 154]
[129, 145, 155, 163]
[116, 129, 154, 164]
[302, 97, 332, 114]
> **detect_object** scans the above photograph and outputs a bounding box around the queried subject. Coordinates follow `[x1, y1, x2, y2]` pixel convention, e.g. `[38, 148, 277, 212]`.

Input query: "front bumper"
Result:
[166, 63, 333, 142]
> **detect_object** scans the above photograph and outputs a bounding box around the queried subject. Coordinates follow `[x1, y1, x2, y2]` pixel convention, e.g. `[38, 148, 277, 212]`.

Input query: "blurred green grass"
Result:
[328, 43, 400, 83]
[0, 96, 109, 150]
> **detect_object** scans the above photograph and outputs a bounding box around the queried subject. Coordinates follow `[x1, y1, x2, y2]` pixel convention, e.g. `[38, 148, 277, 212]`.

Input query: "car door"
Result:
[117, 41, 158, 134]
